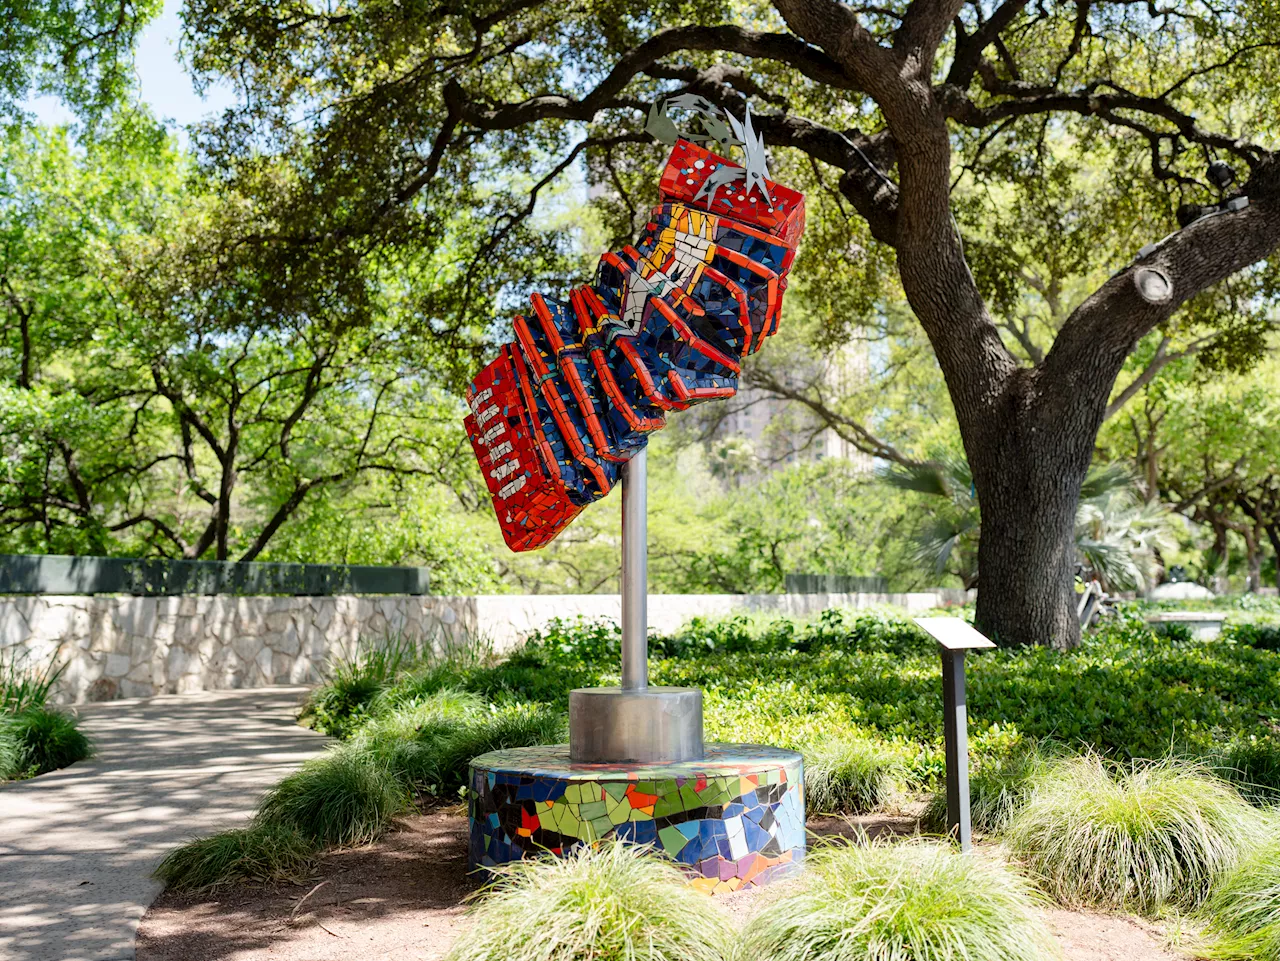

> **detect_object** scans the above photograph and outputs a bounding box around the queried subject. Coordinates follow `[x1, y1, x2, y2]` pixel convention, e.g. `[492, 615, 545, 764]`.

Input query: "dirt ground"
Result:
[137, 807, 1181, 961]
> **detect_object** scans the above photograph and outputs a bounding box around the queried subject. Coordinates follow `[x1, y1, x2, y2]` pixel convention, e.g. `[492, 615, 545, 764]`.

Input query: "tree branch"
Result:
[744, 365, 926, 468]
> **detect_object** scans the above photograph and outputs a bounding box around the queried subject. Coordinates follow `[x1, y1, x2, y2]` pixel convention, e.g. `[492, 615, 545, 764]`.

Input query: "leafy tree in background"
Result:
[1, 0, 160, 128]
[0, 124, 485, 570]
[885, 458, 1174, 593]
[1102, 353, 1280, 591]
[169, 0, 1280, 645]
[498, 432, 921, 595]
[0, 123, 178, 554]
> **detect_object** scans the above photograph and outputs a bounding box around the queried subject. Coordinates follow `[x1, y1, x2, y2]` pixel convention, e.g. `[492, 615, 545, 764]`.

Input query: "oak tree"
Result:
[175, 0, 1280, 644]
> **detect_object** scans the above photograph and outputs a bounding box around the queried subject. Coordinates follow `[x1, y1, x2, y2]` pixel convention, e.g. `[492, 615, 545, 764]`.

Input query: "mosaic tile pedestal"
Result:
[468, 743, 804, 894]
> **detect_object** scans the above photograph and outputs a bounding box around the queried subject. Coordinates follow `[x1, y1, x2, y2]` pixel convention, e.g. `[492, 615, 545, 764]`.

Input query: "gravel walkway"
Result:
[0, 687, 325, 961]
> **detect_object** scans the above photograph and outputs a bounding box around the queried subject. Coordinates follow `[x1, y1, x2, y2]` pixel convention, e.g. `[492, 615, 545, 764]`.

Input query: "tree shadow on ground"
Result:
[137, 807, 480, 961]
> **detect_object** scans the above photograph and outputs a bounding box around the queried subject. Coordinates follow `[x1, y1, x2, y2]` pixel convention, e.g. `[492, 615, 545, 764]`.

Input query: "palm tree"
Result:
[880, 453, 980, 589]
[883, 458, 1173, 592]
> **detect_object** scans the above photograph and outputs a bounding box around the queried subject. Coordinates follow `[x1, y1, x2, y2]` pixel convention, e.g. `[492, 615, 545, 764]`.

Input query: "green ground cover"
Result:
[159, 603, 1280, 954]
[302, 606, 1280, 799]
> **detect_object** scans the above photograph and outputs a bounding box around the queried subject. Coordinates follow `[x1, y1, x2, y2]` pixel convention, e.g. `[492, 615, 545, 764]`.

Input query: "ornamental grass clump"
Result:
[1006, 754, 1263, 913]
[1199, 831, 1280, 961]
[348, 689, 486, 788]
[153, 822, 319, 892]
[0, 647, 92, 779]
[804, 737, 901, 813]
[0, 707, 93, 779]
[444, 841, 734, 961]
[923, 749, 1048, 837]
[740, 838, 1058, 961]
[425, 702, 566, 793]
[300, 631, 429, 738]
[1209, 736, 1280, 806]
[257, 746, 407, 847]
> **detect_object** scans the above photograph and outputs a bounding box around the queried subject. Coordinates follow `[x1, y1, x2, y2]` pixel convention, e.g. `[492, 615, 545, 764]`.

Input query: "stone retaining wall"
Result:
[1, 590, 971, 703]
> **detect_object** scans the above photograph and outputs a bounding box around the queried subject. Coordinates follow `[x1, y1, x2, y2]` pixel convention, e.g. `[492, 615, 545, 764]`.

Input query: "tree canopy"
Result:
[2, 1, 1279, 634]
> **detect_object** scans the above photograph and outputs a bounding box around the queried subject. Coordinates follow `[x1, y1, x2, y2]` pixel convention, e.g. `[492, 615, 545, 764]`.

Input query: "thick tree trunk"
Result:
[1210, 523, 1231, 594]
[973, 483, 1080, 649]
[1268, 525, 1280, 591]
[965, 381, 1092, 649]
[1245, 526, 1262, 593]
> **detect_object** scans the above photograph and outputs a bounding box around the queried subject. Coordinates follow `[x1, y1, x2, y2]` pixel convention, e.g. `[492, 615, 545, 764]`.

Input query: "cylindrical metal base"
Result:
[569, 686, 704, 763]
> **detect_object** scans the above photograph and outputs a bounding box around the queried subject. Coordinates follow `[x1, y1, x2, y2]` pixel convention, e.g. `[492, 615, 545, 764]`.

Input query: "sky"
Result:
[27, 0, 236, 140]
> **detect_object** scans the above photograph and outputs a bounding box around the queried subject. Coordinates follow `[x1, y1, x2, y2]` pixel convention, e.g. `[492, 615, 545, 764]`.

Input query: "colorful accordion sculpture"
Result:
[465, 139, 806, 551]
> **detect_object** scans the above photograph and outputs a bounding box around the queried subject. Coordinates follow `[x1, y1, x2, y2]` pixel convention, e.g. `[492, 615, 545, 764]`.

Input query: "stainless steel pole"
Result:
[620, 448, 648, 690]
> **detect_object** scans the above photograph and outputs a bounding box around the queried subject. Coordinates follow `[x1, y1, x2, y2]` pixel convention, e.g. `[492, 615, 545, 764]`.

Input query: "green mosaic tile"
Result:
[602, 781, 628, 800]
[628, 808, 654, 822]
[653, 793, 683, 818]
[591, 815, 613, 837]
[563, 783, 582, 804]
[608, 801, 630, 825]
[658, 825, 687, 854]
[701, 784, 732, 807]
[679, 784, 702, 809]
[658, 778, 678, 796]
[553, 803, 576, 834]
[544, 805, 564, 834]
[606, 790, 627, 811]
[635, 780, 658, 793]
[578, 800, 608, 820]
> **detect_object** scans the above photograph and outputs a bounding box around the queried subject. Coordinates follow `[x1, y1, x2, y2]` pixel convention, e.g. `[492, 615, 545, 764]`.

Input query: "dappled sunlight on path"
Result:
[0, 687, 325, 961]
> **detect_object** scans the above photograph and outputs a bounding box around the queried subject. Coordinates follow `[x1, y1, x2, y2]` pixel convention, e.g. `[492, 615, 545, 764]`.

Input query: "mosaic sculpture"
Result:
[469, 744, 805, 892]
[465, 102, 807, 551]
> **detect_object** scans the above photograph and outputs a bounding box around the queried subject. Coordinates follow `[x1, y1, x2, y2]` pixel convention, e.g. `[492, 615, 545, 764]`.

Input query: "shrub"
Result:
[0, 707, 93, 779]
[1208, 736, 1280, 806]
[300, 674, 383, 739]
[923, 749, 1048, 837]
[1151, 621, 1195, 643]
[297, 607, 1280, 792]
[1, 646, 66, 713]
[1228, 621, 1280, 651]
[444, 841, 733, 961]
[804, 737, 900, 813]
[648, 607, 934, 659]
[1200, 832, 1280, 961]
[300, 631, 428, 738]
[523, 617, 623, 664]
[1006, 754, 1263, 912]
[423, 703, 566, 795]
[740, 838, 1058, 961]
[153, 822, 319, 892]
[258, 747, 407, 846]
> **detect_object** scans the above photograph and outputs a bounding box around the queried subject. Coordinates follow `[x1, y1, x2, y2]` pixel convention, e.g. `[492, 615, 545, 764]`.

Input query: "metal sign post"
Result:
[913, 617, 996, 852]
